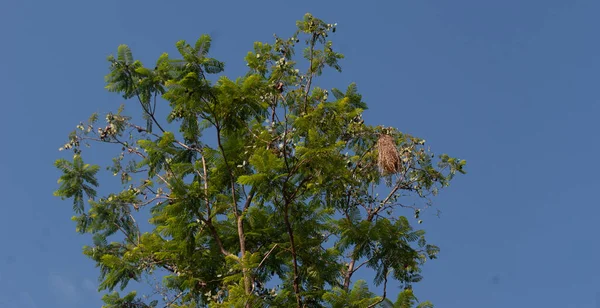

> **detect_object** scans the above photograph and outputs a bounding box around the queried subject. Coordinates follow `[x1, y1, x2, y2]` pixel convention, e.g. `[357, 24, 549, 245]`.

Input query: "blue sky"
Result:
[1, 0, 599, 307]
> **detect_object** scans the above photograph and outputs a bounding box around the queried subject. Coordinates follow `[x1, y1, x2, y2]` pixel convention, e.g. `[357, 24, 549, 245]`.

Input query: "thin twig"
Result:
[163, 291, 184, 308]
[256, 244, 279, 270]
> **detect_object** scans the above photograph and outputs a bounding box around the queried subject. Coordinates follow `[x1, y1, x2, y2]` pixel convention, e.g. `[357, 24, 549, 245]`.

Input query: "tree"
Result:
[54, 13, 466, 308]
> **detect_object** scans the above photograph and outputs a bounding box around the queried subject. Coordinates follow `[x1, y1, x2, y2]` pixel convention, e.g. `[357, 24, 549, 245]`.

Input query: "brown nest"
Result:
[377, 134, 401, 175]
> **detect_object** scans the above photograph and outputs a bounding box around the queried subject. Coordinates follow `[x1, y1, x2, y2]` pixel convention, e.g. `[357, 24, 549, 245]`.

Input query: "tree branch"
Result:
[204, 218, 234, 258]
[367, 272, 387, 308]
[163, 291, 184, 308]
[283, 201, 302, 308]
[303, 33, 317, 113]
[256, 244, 278, 271]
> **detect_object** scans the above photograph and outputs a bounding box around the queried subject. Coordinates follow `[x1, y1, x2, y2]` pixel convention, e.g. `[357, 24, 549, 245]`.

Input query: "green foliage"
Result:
[323, 280, 380, 307]
[54, 13, 465, 308]
[102, 291, 157, 308]
[54, 154, 99, 214]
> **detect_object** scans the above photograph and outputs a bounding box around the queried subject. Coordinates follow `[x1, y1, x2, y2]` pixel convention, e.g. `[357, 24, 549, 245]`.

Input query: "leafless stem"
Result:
[283, 202, 302, 308]
[353, 258, 371, 273]
[256, 244, 279, 270]
[163, 291, 184, 308]
[201, 156, 211, 218]
[124, 70, 166, 133]
[213, 122, 252, 298]
[303, 33, 317, 112]
[367, 272, 388, 308]
[368, 181, 412, 221]
[127, 212, 141, 245]
[204, 219, 234, 258]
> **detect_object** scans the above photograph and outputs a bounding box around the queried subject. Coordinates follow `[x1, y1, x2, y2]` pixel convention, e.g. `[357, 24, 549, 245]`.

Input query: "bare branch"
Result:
[367, 271, 388, 308]
[256, 244, 279, 270]
[163, 291, 184, 308]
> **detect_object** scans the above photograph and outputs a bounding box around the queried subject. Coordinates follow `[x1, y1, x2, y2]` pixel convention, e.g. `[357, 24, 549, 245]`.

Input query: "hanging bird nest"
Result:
[377, 134, 401, 175]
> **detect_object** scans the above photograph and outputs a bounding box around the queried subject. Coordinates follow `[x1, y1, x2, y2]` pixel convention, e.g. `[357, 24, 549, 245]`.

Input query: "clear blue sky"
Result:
[1, 0, 599, 307]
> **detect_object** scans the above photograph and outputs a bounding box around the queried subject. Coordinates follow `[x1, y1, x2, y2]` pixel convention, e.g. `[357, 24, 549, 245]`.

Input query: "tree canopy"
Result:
[54, 13, 466, 308]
